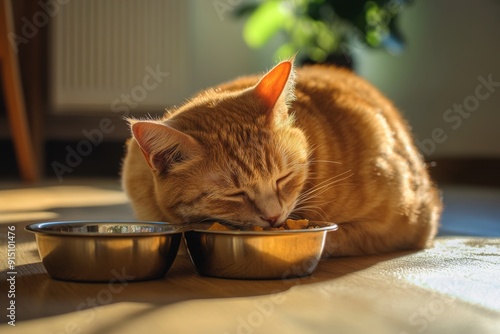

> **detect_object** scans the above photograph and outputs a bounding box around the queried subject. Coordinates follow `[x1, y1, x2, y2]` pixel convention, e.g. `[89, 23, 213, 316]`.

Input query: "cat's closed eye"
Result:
[226, 191, 248, 201]
[276, 172, 295, 193]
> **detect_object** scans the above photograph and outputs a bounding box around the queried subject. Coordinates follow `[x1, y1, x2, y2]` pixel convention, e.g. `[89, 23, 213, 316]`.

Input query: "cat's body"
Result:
[122, 60, 442, 256]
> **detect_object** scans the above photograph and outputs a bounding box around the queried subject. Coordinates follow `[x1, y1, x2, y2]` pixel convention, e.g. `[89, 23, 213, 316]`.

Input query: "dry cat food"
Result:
[207, 219, 313, 231]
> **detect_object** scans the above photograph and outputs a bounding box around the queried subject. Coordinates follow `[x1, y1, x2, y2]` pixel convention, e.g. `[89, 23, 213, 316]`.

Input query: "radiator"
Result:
[50, 0, 189, 113]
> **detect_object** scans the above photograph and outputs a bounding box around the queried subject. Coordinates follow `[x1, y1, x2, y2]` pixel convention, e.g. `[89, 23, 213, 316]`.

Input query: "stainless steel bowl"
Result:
[184, 222, 338, 279]
[25, 221, 182, 282]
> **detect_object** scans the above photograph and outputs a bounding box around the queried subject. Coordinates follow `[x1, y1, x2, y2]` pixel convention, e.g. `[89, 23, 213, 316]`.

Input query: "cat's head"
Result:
[129, 60, 309, 228]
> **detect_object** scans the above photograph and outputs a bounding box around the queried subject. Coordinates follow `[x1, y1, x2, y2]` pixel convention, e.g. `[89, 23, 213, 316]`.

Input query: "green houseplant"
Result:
[236, 0, 413, 66]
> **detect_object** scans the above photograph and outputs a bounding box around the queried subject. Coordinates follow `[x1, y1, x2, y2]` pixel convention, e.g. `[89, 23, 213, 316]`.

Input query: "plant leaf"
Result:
[243, 1, 290, 48]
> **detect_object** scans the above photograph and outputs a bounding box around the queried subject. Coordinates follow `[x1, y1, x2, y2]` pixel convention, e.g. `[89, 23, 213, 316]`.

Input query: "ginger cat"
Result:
[122, 59, 442, 256]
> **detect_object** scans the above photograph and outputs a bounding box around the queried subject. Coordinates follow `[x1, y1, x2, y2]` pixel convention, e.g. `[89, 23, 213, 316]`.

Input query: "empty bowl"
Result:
[184, 221, 338, 279]
[25, 221, 182, 282]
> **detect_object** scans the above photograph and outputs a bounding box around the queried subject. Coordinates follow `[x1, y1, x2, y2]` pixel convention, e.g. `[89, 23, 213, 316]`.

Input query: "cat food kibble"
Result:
[284, 219, 309, 230]
[207, 222, 233, 231]
[207, 219, 311, 231]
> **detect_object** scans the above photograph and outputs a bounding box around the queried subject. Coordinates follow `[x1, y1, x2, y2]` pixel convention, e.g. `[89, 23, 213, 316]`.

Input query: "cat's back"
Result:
[291, 65, 410, 158]
[212, 64, 409, 161]
[294, 65, 399, 118]
[215, 64, 395, 117]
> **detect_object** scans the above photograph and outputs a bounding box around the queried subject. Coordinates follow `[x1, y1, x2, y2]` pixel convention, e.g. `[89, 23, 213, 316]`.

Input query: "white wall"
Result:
[187, 0, 500, 158]
[187, 0, 276, 94]
[354, 0, 500, 158]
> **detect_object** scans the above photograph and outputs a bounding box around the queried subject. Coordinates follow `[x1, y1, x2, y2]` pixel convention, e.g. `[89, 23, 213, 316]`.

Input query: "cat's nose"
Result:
[260, 215, 280, 226]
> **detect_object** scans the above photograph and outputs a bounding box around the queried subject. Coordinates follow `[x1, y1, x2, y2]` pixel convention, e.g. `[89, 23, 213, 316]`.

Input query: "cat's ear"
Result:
[129, 120, 202, 173]
[253, 59, 295, 123]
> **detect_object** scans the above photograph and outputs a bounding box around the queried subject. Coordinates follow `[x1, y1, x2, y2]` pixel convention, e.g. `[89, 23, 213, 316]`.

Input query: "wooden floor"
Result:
[1, 178, 499, 236]
[0, 178, 499, 333]
[0, 179, 133, 224]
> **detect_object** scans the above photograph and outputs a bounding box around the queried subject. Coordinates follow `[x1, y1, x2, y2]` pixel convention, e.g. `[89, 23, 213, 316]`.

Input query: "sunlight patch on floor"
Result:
[0, 186, 127, 212]
[0, 211, 59, 224]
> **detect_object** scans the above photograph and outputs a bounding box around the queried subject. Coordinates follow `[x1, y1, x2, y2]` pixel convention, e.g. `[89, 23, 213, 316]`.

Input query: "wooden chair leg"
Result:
[0, 0, 39, 182]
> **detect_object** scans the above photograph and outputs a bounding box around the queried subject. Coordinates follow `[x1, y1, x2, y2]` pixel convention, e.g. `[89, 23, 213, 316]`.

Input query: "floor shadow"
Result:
[1, 250, 414, 323]
[0, 180, 419, 323]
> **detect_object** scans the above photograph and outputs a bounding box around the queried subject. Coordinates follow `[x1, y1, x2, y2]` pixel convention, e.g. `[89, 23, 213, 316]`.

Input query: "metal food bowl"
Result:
[25, 221, 182, 282]
[184, 221, 338, 280]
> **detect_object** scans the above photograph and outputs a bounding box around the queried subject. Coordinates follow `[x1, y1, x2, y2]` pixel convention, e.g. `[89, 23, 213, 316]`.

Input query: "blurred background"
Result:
[1, 0, 499, 235]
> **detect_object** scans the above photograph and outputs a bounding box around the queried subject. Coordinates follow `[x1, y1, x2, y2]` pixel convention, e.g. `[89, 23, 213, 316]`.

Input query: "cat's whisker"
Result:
[297, 171, 354, 202]
[308, 168, 353, 183]
[294, 178, 356, 219]
[294, 198, 331, 213]
[308, 159, 344, 166]
[303, 159, 349, 183]
[301, 170, 352, 192]
[292, 205, 329, 222]
[293, 193, 333, 214]
[297, 181, 357, 206]
[306, 174, 354, 199]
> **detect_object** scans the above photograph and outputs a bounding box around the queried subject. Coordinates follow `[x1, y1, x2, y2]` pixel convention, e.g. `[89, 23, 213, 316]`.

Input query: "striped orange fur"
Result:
[122, 60, 442, 256]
